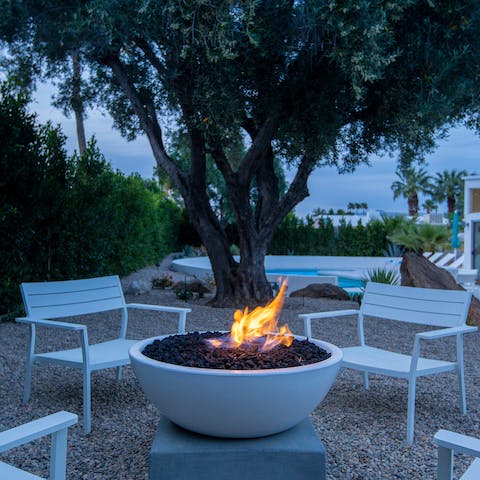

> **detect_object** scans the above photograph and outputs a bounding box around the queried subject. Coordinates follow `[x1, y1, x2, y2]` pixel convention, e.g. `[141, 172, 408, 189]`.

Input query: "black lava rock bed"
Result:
[142, 331, 331, 370]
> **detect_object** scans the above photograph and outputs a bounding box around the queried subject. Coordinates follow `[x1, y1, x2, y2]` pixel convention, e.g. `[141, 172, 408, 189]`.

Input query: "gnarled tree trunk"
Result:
[104, 53, 315, 307]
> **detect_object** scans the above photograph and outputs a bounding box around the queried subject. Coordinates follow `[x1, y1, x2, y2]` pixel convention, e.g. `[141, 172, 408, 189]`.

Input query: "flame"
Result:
[208, 280, 293, 352]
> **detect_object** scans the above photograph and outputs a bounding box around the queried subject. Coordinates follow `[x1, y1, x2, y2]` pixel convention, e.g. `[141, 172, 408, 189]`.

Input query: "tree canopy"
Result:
[2, 0, 480, 305]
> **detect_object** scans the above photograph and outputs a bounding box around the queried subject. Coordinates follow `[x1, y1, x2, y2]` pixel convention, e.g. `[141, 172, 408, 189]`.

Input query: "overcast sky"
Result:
[31, 81, 480, 218]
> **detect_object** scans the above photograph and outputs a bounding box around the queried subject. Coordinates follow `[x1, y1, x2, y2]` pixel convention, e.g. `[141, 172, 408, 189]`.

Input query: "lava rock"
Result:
[290, 283, 350, 300]
[142, 331, 331, 370]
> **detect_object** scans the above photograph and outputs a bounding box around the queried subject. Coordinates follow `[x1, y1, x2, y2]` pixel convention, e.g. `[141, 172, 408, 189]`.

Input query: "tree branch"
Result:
[238, 117, 277, 185]
[134, 37, 165, 77]
[255, 146, 280, 230]
[102, 54, 186, 190]
[265, 155, 317, 232]
[210, 144, 236, 186]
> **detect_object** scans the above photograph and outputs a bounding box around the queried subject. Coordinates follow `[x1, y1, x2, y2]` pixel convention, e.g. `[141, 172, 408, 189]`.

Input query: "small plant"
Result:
[175, 289, 194, 300]
[382, 241, 405, 257]
[388, 222, 450, 254]
[361, 267, 400, 288]
[151, 273, 174, 289]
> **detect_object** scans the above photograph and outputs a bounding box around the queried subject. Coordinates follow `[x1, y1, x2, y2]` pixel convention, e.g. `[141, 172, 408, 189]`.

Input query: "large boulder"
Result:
[125, 279, 151, 295]
[400, 252, 480, 325]
[290, 283, 350, 301]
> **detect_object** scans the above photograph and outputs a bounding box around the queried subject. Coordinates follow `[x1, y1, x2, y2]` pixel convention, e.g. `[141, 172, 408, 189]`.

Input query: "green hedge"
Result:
[269, 213, 390, 256]
[0, 87, 181, 314]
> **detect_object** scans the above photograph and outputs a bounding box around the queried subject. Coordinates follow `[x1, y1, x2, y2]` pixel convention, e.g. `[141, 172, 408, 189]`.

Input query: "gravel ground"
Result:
[1, 267, 479, 479]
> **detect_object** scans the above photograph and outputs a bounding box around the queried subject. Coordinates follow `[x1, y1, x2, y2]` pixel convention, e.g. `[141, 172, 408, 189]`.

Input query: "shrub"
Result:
[0, 86, 183, 314]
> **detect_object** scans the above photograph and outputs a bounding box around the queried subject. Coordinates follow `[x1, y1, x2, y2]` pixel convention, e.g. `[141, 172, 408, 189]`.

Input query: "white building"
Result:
[462, 175, 480, 272]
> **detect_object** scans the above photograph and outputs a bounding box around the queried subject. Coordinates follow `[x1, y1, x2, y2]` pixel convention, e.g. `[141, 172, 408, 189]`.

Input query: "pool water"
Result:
[266, 269, 363, 289]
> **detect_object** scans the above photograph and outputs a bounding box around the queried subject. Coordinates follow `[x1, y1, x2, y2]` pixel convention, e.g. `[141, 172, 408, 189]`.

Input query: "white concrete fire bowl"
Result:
[129, 334, 343, 438]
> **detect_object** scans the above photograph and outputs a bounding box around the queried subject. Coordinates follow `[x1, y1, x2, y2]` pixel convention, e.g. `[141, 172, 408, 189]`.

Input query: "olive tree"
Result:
[2, 0, 480, 306]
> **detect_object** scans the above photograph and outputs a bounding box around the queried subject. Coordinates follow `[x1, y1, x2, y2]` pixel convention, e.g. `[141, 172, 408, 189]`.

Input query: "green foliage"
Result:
[0, 87, 182, 314]
[362, 268, 400, 288]
[269, 214, 390, 256]
[388, 223, 451, 254]
[432, 169, 468, 213]
[3, 1, 480, 302]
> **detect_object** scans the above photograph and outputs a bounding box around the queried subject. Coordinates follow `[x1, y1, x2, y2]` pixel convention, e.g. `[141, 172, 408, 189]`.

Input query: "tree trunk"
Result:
[104, 53, 314, 307]
[183, 203, 272, 307]
[72, 51, 87, 155]
[408, 193, 418, 216]
[447, 195, 455, 214]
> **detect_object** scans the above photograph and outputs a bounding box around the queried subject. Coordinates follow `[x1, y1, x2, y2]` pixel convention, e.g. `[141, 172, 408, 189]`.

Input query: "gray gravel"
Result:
[1, 270, 479, 479]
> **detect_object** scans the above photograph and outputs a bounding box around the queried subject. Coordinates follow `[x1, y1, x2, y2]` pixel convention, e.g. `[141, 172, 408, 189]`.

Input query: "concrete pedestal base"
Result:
[149, 417, 326, 480]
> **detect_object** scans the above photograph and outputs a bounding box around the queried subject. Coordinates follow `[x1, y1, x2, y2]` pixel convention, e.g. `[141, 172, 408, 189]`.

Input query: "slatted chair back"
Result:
[21, 275, 126, 321]
[360, 282, 471, 329]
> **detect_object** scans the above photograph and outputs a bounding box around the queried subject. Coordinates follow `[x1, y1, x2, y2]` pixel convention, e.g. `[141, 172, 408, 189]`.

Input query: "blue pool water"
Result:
[266, 269, 363, 288]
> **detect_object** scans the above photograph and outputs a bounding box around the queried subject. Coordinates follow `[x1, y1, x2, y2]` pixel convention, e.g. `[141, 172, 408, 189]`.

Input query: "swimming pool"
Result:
[266, 269, 363, 288]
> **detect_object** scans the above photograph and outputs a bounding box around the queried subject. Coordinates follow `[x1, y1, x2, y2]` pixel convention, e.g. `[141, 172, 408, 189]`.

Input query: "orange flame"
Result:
[208, 280, 293, 352]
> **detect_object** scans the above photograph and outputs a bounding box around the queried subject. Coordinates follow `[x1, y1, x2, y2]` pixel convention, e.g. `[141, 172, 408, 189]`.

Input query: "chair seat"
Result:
[36, 339, 138, 370]
[0, 461, 43, 480]
[462, 458, 480, 480]
[342, 346, 456, 378]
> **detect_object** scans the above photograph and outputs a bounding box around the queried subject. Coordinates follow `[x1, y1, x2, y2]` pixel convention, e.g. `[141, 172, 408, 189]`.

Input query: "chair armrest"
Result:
[126, 304, 191, 314]
[16, 317, 86, 331]
[0, 411, 78, 453]
[434, 429, 480, 457]
[299, 309, 359, 338]
[298, 309, 359, 321]
[416, 325, 477, 341]
[126, 304, 191, 334]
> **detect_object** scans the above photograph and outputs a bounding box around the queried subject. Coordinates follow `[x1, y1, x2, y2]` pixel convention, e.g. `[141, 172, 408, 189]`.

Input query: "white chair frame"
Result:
[434, 429, 480, 479]
[17, 275, 191, 434]
[299, 282, 476, 443]
[0, 411, 77, 480]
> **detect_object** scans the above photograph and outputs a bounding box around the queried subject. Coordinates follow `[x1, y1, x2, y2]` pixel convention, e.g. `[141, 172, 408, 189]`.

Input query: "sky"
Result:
[31, 80, 480, 218]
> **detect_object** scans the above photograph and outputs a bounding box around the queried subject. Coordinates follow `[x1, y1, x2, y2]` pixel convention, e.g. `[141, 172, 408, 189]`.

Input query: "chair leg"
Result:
[83, 369, 91, 434]
[407, 377, 416, 444]
[116, 366, 123, 381]
[23, 324, 36, 404]
[437, 445, 453, 480]
[23, 357, 34, 404]
[363, 371, 369, 390]
[457, 364, 467, 415]
[50, 427, 68, 480]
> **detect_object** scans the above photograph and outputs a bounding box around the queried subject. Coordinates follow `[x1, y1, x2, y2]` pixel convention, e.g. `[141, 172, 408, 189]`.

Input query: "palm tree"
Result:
[391, 166, 432, 216]
[432, 169, 468, 214]
[422, 199, 437, 214]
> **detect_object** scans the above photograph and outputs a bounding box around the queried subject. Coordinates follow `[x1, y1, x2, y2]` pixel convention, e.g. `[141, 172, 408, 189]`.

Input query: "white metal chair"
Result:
[299, 282, 476, 443]
[434, 429, 480, 479]
[17, 275, 191, 434]
[0, 411, 77, 480]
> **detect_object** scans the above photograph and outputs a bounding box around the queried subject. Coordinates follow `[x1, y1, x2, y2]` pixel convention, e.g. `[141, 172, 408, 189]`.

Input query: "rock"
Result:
[173, 280, 211, 294]
[289, 283, 350, 300]
[125, 279, 151, 295]
[400, 252, 480, 325]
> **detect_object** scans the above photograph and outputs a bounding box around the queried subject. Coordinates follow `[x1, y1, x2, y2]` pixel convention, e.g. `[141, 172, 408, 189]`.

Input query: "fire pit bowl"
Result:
[129, 333, 342, 438]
